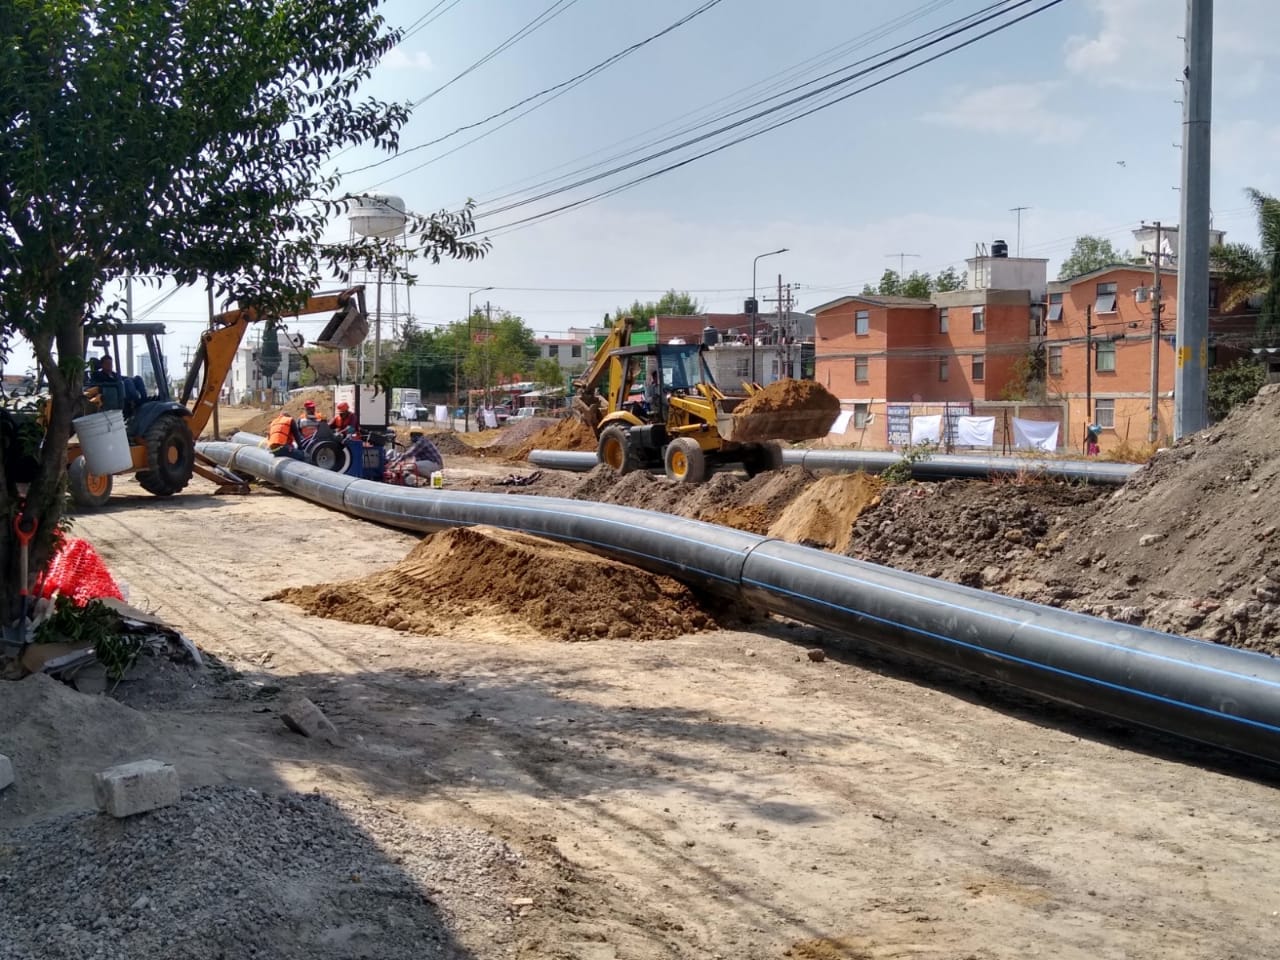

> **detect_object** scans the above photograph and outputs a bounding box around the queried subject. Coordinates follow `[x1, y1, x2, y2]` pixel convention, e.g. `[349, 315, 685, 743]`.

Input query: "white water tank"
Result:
[349, 194, 407, 238]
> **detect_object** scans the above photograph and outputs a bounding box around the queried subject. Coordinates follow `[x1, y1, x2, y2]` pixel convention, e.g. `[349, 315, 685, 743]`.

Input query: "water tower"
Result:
[347, 194, 411, 381]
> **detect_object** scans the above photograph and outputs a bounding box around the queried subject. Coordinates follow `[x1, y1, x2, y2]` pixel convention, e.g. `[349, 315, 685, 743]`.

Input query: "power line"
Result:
[347, 0, 727, 182]
[400, 0, 466, 44]
[477, 0, 1067, 237]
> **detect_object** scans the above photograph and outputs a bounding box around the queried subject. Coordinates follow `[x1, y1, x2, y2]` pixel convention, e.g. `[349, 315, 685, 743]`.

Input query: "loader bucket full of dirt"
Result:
[313, 301, 369, 350]
[718, 379, 841, 443]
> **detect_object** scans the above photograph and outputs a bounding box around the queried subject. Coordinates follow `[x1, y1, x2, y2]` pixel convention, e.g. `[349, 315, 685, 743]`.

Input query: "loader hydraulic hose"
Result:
[200, 439, 1280, 766]
[527, 448, 1139, 485]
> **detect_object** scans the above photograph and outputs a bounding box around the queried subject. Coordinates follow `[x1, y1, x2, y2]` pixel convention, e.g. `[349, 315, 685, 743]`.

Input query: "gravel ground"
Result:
[0, 786, 529, 960]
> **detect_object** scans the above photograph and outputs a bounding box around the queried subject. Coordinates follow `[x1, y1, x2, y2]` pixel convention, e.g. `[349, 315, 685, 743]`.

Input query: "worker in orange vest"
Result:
[329, 400, 358, 437]
[296, 399, 325, 442]
[266, 411, 304, 460]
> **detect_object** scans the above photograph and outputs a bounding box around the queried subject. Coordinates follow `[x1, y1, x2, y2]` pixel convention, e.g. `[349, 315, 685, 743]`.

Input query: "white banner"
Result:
[909, 414, 942, 445]
[1012, 417, 1059, 451]
[482, 408, 498, 429]
[828, 409, 853, 434]
[435, 404, 449, 423]
[955, 415, 995, 447]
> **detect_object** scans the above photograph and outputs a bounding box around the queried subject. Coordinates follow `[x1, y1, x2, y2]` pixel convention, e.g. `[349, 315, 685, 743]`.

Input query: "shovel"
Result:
[3, 509, 37, 652]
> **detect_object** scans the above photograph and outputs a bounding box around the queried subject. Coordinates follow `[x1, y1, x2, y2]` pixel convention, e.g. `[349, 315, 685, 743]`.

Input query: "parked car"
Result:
[507, 406, 546, 423]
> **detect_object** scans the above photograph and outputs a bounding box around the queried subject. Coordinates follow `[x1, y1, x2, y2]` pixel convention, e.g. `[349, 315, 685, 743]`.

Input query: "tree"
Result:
[1208, 358, 1266, 421]
[934, 266, 965, 292]
[615, 289, 702, 328]
[532, 357, 565, 390]
[876, 269, 902, 296]
[1058, 236, 1126, 279]
[1211, 188, 1280, 335]
[0, 1, 489, 623]
[901, 271, 932, 299]
[463, 308, 538, 405]
[258, 322, 282, 387]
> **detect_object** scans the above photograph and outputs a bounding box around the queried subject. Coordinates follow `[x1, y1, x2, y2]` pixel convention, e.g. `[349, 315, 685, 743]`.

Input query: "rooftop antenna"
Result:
[1009, 206, 1031, 256]
[885, 251, 920, 278]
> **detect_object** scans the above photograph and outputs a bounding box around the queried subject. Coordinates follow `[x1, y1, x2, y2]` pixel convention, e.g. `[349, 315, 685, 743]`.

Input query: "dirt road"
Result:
[30, 478, 1280, 958]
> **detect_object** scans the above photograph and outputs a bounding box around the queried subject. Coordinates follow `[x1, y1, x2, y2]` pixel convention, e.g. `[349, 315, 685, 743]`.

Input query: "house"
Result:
[535, 336, 587, 377]
[650, 312, 816, 387]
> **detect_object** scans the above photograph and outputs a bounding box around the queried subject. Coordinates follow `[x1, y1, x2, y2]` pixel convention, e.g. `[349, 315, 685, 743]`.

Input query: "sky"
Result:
[11, 0, 1280, 377]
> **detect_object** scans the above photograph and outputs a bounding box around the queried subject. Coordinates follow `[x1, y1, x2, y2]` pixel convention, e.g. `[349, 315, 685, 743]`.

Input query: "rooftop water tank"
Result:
[702, 325, 720, 347]
[349, 194, 407, 238]
[992, 239, 1009, 258]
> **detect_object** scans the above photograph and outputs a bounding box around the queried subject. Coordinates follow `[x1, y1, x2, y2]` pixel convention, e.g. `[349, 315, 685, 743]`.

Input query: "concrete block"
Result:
[93, 759, 180, 818]
[0, 753, 13, 792]
[281, 697, 341, 745]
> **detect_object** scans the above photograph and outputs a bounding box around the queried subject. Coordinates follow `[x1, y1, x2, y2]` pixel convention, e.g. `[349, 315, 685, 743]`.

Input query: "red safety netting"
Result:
[35, 537, 123, 605]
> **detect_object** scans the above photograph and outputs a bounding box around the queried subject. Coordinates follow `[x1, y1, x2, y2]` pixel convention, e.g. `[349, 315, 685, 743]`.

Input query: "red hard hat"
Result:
[303, 400, 316, 410]
[337, 401, 349, 412]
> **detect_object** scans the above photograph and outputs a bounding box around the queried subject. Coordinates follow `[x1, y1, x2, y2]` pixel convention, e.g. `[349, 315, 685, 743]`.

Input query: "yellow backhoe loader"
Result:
[572, 316, 837, 483]
[65, 287, 368, 508]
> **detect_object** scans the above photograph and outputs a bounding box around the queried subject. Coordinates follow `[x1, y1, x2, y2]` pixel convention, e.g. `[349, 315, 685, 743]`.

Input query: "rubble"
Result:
[281, 696, 341, 745]
[92, 759, 180, 818]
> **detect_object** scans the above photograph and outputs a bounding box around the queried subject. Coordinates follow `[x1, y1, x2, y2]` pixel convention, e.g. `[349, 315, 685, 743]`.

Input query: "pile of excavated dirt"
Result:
[0, 673, 156, 821]
[733, 378, 840, 417]
[0, 785, 529, 959]
[401, 427, 473, 458]
[512, 416, 597, 460]
[239, 388, 335, 436]
[768, 473, 884, 552]
[1018, 384, 1280, 654]
[846, 479, 1105, 589]
[273, 525, 720, 642]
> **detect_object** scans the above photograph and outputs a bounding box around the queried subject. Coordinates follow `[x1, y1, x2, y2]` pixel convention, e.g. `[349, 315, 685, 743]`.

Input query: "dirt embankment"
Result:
[238, 388, 337, 436]
[273, 525, 722, 642]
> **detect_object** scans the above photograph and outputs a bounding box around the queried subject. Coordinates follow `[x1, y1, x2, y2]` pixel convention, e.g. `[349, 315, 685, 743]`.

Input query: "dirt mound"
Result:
[0, 673, 156, 821]
[768, 473, 884, 552]
[239, 388, 335, 436]
[273, 525, 719, 642]
[847, 479, 1104, 589]
[512, 416, 597, 460]
[1021, 385, 1280, 654]
[398, 427, 472, 458]
[733, 378, 840, 416]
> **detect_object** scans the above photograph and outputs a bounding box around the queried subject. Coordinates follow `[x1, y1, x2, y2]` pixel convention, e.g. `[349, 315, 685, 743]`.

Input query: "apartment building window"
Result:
[972, 355, 985, 382]
[1048, 292, 1064, 322]
[1095, 282, 1118, 314]
[938, 356, 949, 381]
[855, 310, 870, 335]
[771, 358, 780, 378]
[735, 357, 750, 378]
[854, 357, 869, 382]
[1095, 398, 1115, 429]
[938, 308, 949, 333]
[547, 344, 559, 358]
[1048, 344, 1063, 375]
[972, 308, 985, 332]
[1095, 340, 1116, 372]
[853, 402, 870, 429]
[571, 344, 582, 359]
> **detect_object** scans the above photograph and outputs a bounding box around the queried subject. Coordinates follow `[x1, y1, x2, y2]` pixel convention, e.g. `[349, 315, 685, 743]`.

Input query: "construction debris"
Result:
[0, 753, 12, 792]
[281, 697, 341, 745]
[92, 759, 180, 818]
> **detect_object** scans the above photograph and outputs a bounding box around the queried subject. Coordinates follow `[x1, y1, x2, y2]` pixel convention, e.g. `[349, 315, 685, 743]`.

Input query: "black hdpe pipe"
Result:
[200, 440, 1280, 765]
[527, 448, 1139, 485]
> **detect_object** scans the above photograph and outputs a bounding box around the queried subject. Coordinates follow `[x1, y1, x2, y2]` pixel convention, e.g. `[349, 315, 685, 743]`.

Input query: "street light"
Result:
[460, 286, 493, 431]
[751, 248, 788, 383]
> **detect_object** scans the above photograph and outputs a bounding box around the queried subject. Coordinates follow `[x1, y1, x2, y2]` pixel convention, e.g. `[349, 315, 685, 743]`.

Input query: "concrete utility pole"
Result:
[1085, 303, 1093, 450]
[1148, 221, 1164, 443]
[125, 276, 134, 378]
[1009, 207, 1031, 257]
[206, 279, 219, 440]
[1175, 0, 1213, 438]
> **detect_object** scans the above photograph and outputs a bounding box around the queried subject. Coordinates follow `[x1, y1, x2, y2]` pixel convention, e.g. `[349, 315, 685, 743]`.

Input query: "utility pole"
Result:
[206, 280, 219, 439]
[885, 252, 919, 282]
[125, 276, 134, 378]
[1147, 221, 1165, 443]
[1009, 206, 1031, 257]
[1175, 0, 1213, 438]
[1085, 303, 1093, 451]
[372, 268, 384, 377]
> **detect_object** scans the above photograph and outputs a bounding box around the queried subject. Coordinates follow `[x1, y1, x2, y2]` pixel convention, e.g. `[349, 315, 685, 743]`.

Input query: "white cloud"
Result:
[923, 82, 1086, 145]
[383, 49, 433, 71]
[1064, 0, 1275, 94]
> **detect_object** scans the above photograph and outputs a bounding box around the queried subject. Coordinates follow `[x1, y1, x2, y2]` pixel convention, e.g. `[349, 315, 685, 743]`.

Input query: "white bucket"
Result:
[72, 411, 134, 476]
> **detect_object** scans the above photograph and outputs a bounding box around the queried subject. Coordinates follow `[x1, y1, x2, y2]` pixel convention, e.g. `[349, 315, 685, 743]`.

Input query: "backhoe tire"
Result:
[742, 441, 784, 478]
[664, 437, 707, 484]
[308, 438, 351, 473]
[69, 456, 113, 510]
[597, 426, 637, 475]
[137, 414, 195, 497]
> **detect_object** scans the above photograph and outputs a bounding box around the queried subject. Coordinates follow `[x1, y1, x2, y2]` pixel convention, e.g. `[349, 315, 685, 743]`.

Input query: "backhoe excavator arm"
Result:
[571, 316, 638, 431]
[180, 286, 367, 438]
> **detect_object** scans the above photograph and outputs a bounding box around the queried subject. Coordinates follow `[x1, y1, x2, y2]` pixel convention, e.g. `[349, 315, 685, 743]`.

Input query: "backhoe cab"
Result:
[66, 286, 368, 509]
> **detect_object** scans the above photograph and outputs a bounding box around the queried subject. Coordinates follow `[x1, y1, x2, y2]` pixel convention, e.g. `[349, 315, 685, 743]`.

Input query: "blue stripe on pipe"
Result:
[745, 577, 1280, 736]
[756, 552, 1280, 692]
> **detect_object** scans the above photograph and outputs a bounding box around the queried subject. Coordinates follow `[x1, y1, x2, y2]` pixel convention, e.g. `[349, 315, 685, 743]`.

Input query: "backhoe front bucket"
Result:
[717, 408, 839, 444]
[314, 303, 369, 350]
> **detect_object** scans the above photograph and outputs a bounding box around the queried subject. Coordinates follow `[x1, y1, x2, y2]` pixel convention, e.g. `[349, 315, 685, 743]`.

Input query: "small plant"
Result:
[34, 596, 139, 680]
[882, 441, 936, 485]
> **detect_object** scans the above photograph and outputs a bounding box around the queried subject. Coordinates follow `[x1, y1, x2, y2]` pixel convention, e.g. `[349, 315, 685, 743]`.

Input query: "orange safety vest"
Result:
[267, 414, 295, 448]
[297, 415, 323, 440]
[330, 411, 356, 432]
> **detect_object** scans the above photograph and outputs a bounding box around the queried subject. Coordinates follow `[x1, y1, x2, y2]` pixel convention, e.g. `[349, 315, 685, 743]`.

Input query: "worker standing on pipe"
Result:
[266, 412, 304, 460]
[329, 401, 358, 437]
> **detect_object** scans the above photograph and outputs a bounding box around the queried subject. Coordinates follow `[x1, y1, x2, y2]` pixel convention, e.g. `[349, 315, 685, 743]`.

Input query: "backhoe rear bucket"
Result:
[314, 303, 369, 350]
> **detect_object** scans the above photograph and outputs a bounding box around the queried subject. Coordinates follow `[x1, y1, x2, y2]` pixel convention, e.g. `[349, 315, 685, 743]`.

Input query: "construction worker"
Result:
[297, 399, 325, 442]
[329, 401, 358, 437]
[266, 411, 304, 460]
